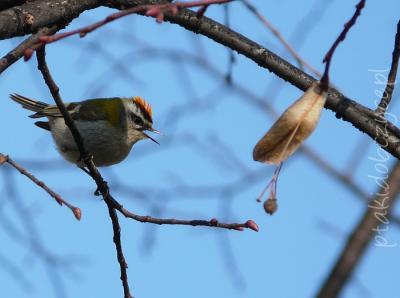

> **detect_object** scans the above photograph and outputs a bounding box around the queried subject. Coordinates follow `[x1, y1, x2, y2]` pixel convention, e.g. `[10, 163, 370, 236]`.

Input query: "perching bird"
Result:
[10, 94, 160, 167]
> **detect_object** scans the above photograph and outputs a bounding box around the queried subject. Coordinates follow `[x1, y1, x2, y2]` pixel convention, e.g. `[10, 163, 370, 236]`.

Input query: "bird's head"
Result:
[125, 96, 160, 144]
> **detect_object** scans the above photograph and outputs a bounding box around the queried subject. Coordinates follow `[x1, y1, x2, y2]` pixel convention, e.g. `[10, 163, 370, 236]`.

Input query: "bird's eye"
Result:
[131, 113, 144, 126]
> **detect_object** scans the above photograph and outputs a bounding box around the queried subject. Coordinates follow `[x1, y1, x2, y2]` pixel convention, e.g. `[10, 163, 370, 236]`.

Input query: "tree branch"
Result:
[320, 0, 366, 90]
[0, 153, 81, 220]
[376, 20, 400, 114]
[2, 1, 400, 160]
[241, 0, 321, 77]
[34, 44, 258, 297]
[103, 0, 400, 160]
[36, 46, 133, 298]
[0, 0, 99, 40]
[317, 161, 400, 297]
[0, 26, 59, 74]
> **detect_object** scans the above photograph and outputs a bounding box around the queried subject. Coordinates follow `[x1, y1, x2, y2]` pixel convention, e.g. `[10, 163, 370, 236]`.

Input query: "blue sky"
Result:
[1, 0, 399, 297]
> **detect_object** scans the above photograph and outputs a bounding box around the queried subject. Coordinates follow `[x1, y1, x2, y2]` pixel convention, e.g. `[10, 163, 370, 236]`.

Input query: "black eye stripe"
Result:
[131, 113, 144, 125]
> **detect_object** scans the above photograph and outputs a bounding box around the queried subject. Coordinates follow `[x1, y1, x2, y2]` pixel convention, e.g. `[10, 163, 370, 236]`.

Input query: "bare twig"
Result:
[0, 153, 81, 220]
[115, 202, 259, 231]
[320, 0, 366, 90]
[223, 4, 235, 84]
[242, 0, 321, 77]
[0, 26, 58, 74]
[36, 47, 133, 298]
[34, 43, 258, 298]
[376, 19, 400, 113]
[25, 0, 232, 58]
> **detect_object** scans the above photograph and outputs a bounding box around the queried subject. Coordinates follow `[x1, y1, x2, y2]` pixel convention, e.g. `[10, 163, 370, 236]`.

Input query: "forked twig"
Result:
[35, 43, 258, 298]
[35, 47, 133, 298]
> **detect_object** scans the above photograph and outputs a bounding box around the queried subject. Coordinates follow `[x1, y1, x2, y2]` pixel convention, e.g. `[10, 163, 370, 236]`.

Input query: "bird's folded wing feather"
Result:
[30, 98, 122, 125]
[29, 102, 78, 118]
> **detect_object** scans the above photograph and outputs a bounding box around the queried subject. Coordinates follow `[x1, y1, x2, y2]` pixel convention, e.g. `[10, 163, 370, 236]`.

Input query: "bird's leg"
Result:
[77, 152, 94, 168]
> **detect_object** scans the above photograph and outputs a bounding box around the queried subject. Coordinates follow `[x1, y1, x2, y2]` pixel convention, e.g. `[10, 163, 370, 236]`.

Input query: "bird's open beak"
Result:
[143, 128, 161, 144]
[148, 128, 161, 134]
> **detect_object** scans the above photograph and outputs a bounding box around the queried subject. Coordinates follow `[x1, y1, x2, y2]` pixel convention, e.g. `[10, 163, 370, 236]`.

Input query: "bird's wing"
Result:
[72, 98, 123, 126]
[29, 102, 79, 118]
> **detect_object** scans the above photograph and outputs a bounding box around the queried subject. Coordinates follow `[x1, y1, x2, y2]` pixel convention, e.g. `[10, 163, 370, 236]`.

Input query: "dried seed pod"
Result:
[253, 81, 327, 164]
[263, 197, 278, 215]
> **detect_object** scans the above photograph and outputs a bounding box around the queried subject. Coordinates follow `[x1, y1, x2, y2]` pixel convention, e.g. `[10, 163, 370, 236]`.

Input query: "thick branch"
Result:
[2, 0, 400, 159]
[317, 161, 400, 297]
[162, 4, 400, 158]
[0, 0, 99, 40]
[103, 0, 400, 159]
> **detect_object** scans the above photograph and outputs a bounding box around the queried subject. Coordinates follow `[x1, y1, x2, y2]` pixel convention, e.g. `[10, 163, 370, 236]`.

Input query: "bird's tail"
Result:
[9, 94, 49, 113]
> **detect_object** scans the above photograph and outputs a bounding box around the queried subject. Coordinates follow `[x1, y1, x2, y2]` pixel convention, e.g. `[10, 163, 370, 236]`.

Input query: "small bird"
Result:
[10, 94, 160, 167]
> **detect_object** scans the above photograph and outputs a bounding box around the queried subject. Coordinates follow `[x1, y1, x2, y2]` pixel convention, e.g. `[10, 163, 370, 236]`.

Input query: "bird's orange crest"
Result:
[132, 96, 153, 121]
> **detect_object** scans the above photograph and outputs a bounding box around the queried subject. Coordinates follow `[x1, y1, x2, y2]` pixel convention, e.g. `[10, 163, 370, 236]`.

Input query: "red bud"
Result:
[245, 220, 259, 232]
[210, 218, 218, 226]
[73, 207, 82, 221]
[23, 48, 34, 61]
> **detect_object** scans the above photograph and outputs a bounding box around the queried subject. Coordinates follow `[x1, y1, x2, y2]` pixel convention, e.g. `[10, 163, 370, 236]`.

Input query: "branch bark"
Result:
[317, 161, 400, 297]
[0, 0, 98, 39]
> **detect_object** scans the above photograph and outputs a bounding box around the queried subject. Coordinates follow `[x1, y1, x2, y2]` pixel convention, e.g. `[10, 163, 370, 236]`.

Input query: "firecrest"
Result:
[10, 94, 159, 167]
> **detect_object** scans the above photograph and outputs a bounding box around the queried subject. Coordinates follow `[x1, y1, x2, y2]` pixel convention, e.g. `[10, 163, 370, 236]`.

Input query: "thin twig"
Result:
[36, 47, 133, 298]
[223, 4, 235, 84]
[114, 201, 258, 231]
[320, 0, 366, 90]
[34, 44, 258, 298]
[242, 0, 321, 77]
[0, 26, 58, 74]
[376, 19, 400, 114]
[0, 153, 81, 220]
[34, 49, 258, 231]
[24, 0, 232, 59]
